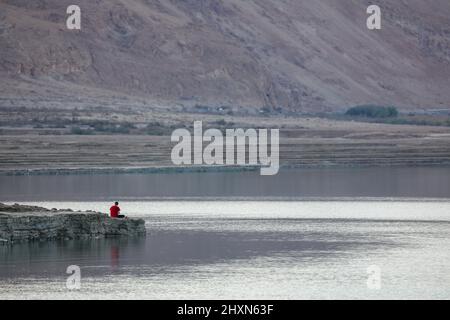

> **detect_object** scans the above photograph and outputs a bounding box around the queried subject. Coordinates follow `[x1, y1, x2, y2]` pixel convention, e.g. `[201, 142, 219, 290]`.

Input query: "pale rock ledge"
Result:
[0, 203, 146, 244]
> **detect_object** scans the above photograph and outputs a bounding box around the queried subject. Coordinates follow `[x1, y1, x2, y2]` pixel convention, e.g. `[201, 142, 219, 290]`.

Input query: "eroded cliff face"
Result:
[0, 203, 146, 244]
[1, 0, 450, 112]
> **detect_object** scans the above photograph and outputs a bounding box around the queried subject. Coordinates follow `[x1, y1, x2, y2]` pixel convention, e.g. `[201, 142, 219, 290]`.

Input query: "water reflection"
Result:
[1, 167, 450, 201]
[110, 244, 120, 269]
[0, 237, 146, 279]
[1, 212, 449, 299]
[1, 220, 397, 280]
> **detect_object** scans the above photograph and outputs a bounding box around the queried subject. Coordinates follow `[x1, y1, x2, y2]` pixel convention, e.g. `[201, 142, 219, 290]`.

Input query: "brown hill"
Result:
[1, 0, 450, 113]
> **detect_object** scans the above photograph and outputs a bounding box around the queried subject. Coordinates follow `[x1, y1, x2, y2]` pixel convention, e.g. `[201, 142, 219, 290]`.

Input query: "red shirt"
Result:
[110, 205, 120, 218]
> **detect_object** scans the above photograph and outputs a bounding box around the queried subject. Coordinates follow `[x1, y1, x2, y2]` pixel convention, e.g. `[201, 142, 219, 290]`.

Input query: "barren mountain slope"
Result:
[1, 0, 450, 112]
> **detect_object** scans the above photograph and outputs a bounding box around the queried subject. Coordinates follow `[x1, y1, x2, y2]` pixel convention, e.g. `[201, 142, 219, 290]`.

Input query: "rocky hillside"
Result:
[1, 0, 450, 112]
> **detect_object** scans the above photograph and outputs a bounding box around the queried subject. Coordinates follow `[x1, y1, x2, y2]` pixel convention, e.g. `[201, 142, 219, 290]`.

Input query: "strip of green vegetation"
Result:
[345, 105, 399, 118]
[340, 105, 450, 127]
[306, 106, 449, 127]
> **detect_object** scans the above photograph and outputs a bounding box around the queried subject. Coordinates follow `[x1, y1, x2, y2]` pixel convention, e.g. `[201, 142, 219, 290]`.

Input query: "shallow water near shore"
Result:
[1, 200, 450, 299]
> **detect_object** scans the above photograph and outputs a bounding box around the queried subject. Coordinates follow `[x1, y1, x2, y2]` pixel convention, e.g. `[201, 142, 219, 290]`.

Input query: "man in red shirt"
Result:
[110, 201, 125, 218]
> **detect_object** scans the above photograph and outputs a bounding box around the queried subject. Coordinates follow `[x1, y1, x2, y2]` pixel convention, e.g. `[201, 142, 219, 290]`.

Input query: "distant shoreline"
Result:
[1, 163, 450, 176]
[7, 197, 450, 202]
[0, 165, 259, 176]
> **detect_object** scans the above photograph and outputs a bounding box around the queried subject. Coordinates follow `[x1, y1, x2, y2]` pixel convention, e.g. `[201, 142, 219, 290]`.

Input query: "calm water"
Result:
[1, 168, 450, 299]
[1, 200, 450, 299]
[1, 166, 450, 201]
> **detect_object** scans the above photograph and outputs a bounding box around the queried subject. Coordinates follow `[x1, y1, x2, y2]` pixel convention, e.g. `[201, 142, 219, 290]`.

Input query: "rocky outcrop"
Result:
[0, 203, 146, 244]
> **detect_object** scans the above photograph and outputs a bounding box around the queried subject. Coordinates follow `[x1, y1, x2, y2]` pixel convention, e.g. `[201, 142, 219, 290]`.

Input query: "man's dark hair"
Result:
[115, 201, 119, 205]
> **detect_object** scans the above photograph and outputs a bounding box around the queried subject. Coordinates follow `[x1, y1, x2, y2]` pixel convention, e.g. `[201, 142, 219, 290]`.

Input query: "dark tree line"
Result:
[345, 105, 399, 118]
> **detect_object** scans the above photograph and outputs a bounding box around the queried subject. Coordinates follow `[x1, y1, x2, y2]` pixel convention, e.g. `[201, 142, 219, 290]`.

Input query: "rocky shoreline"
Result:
[0, 203, 146, 245]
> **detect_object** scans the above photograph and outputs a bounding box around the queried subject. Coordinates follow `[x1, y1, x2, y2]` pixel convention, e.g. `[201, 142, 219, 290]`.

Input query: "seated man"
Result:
[110, 201, 125, 218]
